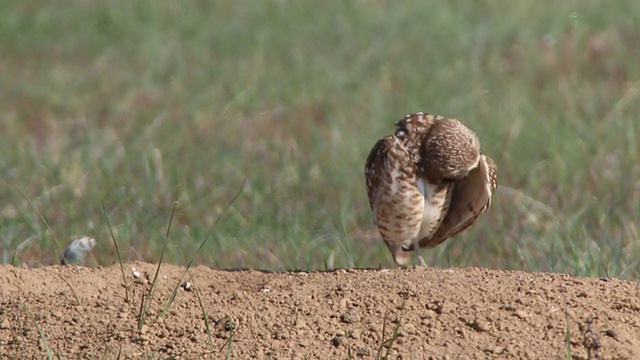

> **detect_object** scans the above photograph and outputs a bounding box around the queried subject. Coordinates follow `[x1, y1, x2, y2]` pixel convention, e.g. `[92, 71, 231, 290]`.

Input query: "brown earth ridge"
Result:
[1, 262, 639, 359]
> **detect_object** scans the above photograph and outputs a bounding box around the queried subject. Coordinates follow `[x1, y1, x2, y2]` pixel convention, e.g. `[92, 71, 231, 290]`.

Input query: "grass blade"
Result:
[161, 178, 245, 316]
[138, 201, 178, 330]
[101, 200, 130, 302]
[3, 177, 64, 261]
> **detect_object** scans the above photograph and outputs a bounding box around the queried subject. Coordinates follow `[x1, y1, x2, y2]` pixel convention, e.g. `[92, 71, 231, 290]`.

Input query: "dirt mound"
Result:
[1, 262, 639, 359]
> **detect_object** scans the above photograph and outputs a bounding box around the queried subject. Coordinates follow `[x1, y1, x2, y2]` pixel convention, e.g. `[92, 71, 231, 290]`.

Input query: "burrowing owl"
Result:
[365, 112, 497, 266]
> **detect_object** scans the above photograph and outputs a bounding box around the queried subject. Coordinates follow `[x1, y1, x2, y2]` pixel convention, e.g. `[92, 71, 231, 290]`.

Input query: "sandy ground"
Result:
[1, 262, 639, 359]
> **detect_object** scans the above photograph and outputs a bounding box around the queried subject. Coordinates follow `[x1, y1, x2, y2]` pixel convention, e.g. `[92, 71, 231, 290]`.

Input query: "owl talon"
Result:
[417, 254, 427, 267]
[413, 239, 427, 267]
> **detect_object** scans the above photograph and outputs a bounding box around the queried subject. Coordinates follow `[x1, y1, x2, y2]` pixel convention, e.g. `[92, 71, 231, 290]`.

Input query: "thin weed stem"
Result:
[162, 178, 245, 316]
[138, 201, 178, 330]
[56, 273, 81, 306]
[3, 177, 64, 261]
[102, 200, 130, 302]
[188, 271, 215, 356]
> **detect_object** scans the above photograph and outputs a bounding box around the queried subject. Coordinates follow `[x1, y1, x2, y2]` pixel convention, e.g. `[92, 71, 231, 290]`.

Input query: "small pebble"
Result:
[331, 336, 341, 347]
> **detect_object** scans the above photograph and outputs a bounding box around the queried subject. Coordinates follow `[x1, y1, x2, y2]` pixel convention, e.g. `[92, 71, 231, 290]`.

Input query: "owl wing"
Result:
[425, 154, 497, 245]
[365, 135, 425, 265]
[364, 137, 390, 222]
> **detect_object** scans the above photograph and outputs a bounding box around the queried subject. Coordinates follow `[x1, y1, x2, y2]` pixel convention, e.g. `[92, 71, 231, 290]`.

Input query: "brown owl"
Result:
[365, 112, 497, 266]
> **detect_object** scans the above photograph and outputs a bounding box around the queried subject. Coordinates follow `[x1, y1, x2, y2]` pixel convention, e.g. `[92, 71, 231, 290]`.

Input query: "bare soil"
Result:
[1, 262, 639, 359]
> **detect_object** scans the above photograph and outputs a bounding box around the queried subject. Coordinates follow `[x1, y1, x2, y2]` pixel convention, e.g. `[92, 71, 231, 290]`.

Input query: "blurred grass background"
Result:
[1, 1, 639, 278]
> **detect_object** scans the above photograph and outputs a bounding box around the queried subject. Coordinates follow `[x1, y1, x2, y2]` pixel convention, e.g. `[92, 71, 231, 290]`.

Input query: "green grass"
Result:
[1, 1, 639, 279]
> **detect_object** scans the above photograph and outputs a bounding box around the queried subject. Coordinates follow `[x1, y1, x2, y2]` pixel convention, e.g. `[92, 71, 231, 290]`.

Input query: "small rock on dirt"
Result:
[340, 309, 360, 324]
[330, 336, 341, 347]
